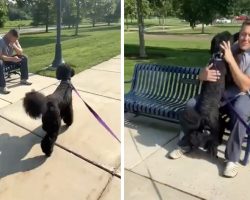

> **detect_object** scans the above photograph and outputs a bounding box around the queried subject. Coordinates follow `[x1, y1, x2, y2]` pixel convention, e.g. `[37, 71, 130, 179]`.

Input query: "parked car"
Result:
[215, 17, 231, 24]
[235, 15, 248, 20]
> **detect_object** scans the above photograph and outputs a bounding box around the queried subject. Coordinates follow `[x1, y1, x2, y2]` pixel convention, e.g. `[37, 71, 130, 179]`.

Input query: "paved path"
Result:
[125, 114, 250, 200]
[0, 56, 120, 200]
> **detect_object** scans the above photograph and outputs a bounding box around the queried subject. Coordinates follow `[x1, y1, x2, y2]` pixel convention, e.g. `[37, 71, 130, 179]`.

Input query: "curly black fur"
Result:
[23, 63, 75, 157]
[179, 31, 237, 157]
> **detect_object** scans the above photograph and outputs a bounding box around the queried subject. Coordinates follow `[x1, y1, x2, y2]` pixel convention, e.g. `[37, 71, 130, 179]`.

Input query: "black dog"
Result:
[179, 31, 237, 156]
[23, 64, 75, 157]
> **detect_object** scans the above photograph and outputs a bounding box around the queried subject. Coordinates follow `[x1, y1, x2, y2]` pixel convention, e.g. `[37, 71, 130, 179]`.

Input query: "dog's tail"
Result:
[23, 90, 47, 119]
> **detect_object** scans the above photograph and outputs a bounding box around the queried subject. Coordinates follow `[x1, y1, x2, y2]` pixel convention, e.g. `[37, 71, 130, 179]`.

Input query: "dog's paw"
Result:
[41, 136, 54, 157]
[206, 142, 218, 158]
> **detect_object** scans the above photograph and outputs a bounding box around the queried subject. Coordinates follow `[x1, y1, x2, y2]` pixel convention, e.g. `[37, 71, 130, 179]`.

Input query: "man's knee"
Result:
[0, 60, 4, 71]
[21, 55, 28, 61]
[233, 95, 250, 118]
[186, 97, 198, 108]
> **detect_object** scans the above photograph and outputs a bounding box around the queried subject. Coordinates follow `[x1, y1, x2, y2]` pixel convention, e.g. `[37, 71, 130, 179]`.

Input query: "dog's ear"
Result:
[210, 37, 216, 55]
[233, 32, 239, 43]
[71, 69, 75, 77]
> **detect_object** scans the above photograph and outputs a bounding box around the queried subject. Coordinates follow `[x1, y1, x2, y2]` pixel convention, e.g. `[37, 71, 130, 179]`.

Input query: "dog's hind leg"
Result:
[62, 103, 73, 126]
[41, 105, 61, 156]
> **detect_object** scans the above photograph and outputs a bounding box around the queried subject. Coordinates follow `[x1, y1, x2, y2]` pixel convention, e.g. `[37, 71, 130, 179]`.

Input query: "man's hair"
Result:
[241, 19, 250, 30]
[8, 29, 20, 38]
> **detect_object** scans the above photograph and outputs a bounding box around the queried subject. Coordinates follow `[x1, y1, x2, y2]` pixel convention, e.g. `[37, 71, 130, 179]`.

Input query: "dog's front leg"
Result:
[41, 133, 58, 157]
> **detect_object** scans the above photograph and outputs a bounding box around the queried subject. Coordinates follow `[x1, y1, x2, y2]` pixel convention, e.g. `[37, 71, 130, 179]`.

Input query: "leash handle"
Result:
[72, 85, 121, 143]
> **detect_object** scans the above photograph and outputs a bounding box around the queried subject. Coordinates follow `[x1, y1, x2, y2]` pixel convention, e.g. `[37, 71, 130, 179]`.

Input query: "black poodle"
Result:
[179, 31, 237, 157]
[23, 64, 75, 157]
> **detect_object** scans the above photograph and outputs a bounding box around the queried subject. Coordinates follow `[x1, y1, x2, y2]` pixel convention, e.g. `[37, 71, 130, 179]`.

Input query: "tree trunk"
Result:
[126, 16, 128, 31]
[93, 0, 97, 27]
[108, 15, 111, 26]
[45, 3, 49, 33]
[201, 23, 204, 34]
[136, 0, 146, 58]
[75, 0, 80, 35]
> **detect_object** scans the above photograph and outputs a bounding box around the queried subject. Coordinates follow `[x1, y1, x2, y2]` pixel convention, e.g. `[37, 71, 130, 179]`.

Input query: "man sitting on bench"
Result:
[0, 29, 32, 94]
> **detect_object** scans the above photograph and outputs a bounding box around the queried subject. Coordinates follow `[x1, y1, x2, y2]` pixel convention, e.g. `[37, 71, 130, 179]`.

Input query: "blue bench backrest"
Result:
[130, 64, 202, 102]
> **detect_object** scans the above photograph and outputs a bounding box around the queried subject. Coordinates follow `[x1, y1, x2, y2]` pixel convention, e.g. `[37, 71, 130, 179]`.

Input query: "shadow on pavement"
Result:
[0, 124, 69, 180]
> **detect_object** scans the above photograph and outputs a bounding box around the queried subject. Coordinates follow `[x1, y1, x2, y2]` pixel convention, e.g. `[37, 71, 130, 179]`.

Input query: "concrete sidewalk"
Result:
[0, 56, 120, 200]
[125, 114, 250, 200]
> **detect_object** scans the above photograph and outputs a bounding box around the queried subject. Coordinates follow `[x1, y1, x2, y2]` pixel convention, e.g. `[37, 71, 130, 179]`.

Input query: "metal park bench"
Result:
[4, 63, 21, 78]
[124, 63, 201, 123]
[124, 63, 250, 165]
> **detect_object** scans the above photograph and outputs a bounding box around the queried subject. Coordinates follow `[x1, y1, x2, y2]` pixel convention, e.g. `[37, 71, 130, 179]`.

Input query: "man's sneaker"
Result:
[223, 161, 239, 178]
[20, 80, 32, 85]
[0, 87, 10, 94]
[169, 146, 191, 159]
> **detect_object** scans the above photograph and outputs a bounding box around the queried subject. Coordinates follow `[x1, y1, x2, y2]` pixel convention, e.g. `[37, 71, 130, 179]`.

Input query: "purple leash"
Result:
[71, 84, 121, 143]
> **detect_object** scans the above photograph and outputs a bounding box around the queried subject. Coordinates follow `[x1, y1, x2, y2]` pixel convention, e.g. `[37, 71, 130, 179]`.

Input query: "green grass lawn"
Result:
[0, 20, 33, 33]
[125, 17, 189, 31]
[5, 20, 32, 27]
[124, 23, 241, 92]
[18, 25, 120, 77]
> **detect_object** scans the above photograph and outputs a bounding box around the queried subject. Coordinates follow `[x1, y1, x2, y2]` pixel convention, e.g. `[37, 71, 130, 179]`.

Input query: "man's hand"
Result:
[10, 40, 23, 55]
[11, 56, 21, 63]
[220, 41, 235, 65]
[199, 63, 221, 82]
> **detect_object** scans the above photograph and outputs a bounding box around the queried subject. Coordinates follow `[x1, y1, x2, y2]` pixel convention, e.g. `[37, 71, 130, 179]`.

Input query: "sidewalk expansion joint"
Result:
[75, 88, 120, 101]
[0, 98, 12, 104]
[126, 170, 206, 200]
[0, 115, 120, 179]
[89, 68, 120, 73]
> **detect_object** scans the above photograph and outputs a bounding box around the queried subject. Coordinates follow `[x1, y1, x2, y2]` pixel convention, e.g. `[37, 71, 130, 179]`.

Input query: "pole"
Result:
[52, 0, 64, 68]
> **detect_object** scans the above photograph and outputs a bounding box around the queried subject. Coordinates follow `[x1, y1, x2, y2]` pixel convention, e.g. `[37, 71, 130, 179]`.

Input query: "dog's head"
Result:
[210, 31, 239, 58]
[56, 63, 75, 81]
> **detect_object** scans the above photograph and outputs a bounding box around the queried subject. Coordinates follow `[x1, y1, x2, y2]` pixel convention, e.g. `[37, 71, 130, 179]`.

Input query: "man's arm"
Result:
[11, 40, 23, 55]
[198, 63, 221, 82]
[220, 41, 250, 92]
[0, 52, 21, 62]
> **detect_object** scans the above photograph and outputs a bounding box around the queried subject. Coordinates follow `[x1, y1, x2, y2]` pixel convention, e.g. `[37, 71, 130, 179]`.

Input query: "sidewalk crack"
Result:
[96, 175, 113, 200]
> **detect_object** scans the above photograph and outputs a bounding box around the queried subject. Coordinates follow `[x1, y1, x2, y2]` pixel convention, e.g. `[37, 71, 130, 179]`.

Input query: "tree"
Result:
[0, 0, 7, 28]
[125, 0, 136, 30]
[8, 6, 30, 20]
[148, 0, 173, 26]
[33, 0, 55, 32]
[103, 0, 116, 26]
[22, 0, 56, 32]
[113, 0, 121, 23]
[136, 0, 146, 57]
[85, 0, 102, 27]
[174, 0, 233, 33]
[75, 0, 80, 35]
[229, 0, 250, 16]
[62, 0, 77, 29]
